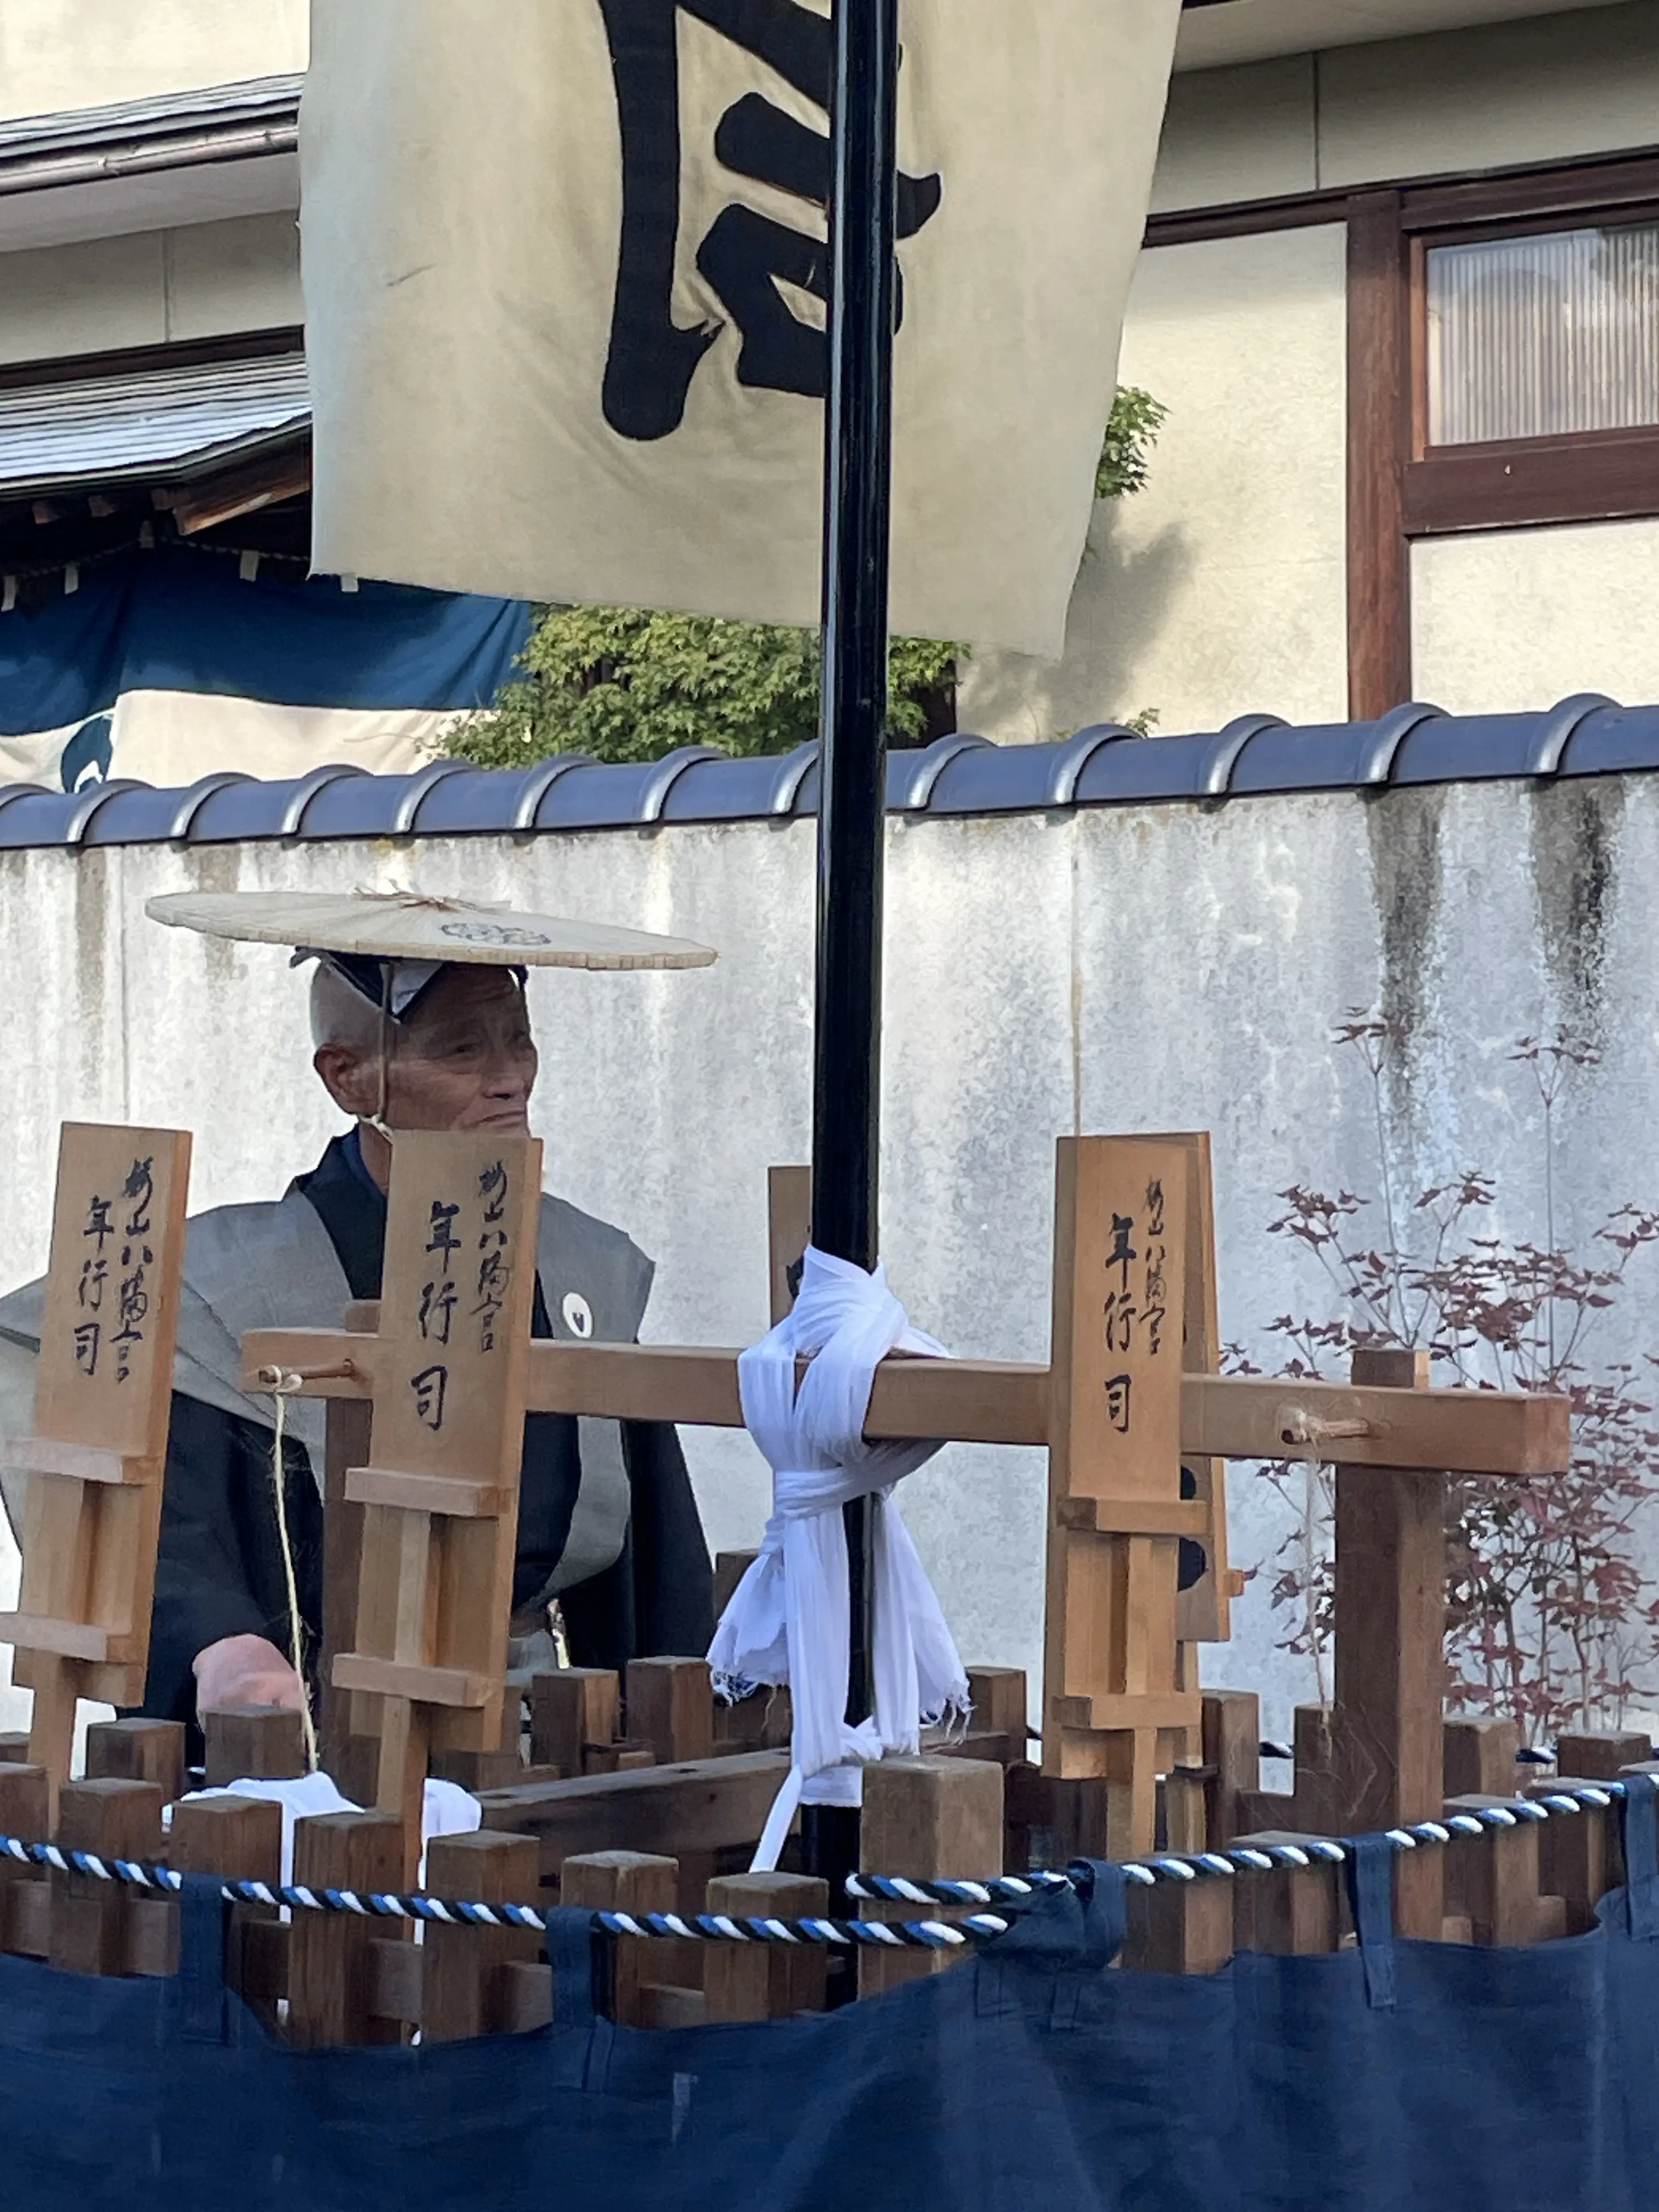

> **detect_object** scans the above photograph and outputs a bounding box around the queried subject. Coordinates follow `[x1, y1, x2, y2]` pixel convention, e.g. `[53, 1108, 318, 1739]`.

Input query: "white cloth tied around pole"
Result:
[708, 1246, 969, 1872]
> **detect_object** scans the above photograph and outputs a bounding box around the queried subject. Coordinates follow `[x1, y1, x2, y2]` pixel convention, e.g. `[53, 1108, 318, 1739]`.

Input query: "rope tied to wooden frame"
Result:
[253, 1363, 345, 1777]
[0, 1781, 1635, 1945]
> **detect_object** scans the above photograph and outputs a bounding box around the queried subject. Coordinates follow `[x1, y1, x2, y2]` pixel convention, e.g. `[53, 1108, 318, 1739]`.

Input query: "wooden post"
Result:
[1, 1126, 190, 1808]
[1527, 1774, 1617, 1933]
[704, 1870, 830, 2019]
[168, 1793, 285, 2015]
[1201, 1689, 1260, 1847]
[0, 1764, 49, 1957]
[1556, 1730, 1652, 1779]
[1043, 1139, 1199, 1857]
[422, 1830, 543, 2041]
[626, 1657, 714, 1764]
[1232, 1830, 1341, 1955]
[330, 1133, 541, 1882]
[1332, 1347, 1444, 1939]
[857, 1755, 1003, 1997]
[530, 1667, 621, 1774]
[84, 1717, 186, 1804]
[1125, 1874, 1234, 1974]
[321, 1327, 377, 1801]
[287, 1810, 408, 2047]
[49, 1777, 163, 1976]
[1444, 1794, 1564, 1946]
[1443, 1715, 1520, 1798]
[201, 1705, 306, 1787]
[561, 1849, 683, 2026]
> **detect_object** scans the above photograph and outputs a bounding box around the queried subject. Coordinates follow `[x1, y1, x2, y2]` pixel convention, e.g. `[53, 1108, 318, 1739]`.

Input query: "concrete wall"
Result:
[4, 776, 1658, 1742]
[1154, 1, 1659, 211]
[0, 0, 307, 121]
[959, 224, 1351, 744]
[0, 213, 300, 364]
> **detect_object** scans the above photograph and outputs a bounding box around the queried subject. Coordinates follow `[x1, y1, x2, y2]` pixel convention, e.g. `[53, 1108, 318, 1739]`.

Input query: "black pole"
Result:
[799, 0, 900, 1915]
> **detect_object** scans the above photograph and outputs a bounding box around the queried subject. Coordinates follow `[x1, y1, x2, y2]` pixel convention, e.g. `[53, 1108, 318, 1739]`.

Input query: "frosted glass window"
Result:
[1426, 222, 1659, 446]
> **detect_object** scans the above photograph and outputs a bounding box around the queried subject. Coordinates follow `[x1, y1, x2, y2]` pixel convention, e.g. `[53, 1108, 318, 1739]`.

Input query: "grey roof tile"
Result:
[4, 699, 1658, 850]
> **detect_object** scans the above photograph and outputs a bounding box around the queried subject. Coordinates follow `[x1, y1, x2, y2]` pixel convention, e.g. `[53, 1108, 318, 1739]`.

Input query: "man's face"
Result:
[320, 965, 539, 1133]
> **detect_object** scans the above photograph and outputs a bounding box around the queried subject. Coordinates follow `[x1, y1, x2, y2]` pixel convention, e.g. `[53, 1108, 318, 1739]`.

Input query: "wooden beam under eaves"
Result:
[154, 439, 313, 537]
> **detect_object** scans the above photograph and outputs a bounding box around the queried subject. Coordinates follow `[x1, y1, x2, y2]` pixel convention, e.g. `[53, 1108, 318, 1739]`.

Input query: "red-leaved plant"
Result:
[1245, 1017, 1659, 1747]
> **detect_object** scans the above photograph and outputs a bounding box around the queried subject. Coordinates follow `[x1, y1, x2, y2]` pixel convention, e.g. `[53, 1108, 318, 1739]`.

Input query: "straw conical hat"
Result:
[145, 889, 717, 972]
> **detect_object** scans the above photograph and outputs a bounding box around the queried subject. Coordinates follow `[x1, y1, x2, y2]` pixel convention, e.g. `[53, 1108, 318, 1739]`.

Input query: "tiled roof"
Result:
[0, 354, 307, 501]
[0, 74, 300, 189]
[0, 695, 1644, 849]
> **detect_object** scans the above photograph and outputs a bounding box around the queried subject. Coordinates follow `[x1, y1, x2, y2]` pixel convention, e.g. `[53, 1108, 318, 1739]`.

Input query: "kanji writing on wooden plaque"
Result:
[0, 1125, 191, 1796]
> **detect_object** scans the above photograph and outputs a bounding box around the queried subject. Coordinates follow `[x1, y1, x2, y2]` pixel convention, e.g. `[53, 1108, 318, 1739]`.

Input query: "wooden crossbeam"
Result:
[242, 1333, 1570, 1475]
[242, 1131, 1570, 1876]
[0, 1125, 190, 1801]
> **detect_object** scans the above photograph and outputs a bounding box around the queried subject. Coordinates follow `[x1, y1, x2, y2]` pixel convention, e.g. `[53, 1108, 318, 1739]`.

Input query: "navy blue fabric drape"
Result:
[4, 1785, 1658, 2212]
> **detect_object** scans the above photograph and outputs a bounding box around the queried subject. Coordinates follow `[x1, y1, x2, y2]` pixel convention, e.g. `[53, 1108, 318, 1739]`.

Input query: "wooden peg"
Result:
[287, 1811, 408, 2047]
[1201, 1690, 1260, 1846]
[1125, 1874, 1234, 1974]
[1528, 1775, 1617, 1933]
[1232, 1830, 1341, 1956]
[1161, 1765, 1209, 1855]
[704, 1871, 830, 2019]
[962, 1666, 1030, 1765]
[168, 1793, 285, 2013]
[201, 1704, 307, 1787]
[1444, 1794, 1565, 1946]
[857, 1756, 1004, 1997]
[626, 1657, 714, 1764]
[1331, 1346, 1444, 1939]
[0, 1764, 49, 1957]
[1555, 1730, 1652, 1780]
[85, 1717, 187, 1805]
[561, 1849, 681, 2025]
[50, 1778, 164, 1977]
[422, 1830, 543, 2041]
[1443, 1715, 1521, 1798]
[530, 1667, 620, 1773]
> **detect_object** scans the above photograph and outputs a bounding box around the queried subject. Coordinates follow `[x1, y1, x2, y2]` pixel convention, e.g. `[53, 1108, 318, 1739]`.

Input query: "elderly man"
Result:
[0, 889, 716, 1735]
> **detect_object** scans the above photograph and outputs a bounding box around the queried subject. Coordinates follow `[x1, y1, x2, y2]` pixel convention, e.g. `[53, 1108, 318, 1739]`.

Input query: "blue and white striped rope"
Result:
[0, 1778, 1628, 1942]
[0, 1835, 1005, 1949]
[847, 1781, 1626, 1905]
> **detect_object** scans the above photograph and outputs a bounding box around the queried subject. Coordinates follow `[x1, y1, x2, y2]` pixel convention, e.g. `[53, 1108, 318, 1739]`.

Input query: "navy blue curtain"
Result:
[4, 1783, 1657, 2212]
[0, 546, 532, 739]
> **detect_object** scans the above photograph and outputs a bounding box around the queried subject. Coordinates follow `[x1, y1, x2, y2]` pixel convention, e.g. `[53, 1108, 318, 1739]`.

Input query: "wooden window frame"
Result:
[1345, 153, 1659, 717]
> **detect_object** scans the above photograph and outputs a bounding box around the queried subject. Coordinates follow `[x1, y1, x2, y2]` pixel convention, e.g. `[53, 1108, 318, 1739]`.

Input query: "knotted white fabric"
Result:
[709, 1246, 969, 1871]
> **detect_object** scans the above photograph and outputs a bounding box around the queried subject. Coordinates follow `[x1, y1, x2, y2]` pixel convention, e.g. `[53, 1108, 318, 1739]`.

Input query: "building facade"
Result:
[4, 2, 1658, 764]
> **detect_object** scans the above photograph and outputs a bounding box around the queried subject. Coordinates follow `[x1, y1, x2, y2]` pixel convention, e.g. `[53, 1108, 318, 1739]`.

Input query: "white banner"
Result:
[302, 0, 1181, 658]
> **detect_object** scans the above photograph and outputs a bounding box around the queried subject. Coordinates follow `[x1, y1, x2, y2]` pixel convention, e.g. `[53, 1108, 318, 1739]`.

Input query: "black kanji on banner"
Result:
[597, 0, 943, 440]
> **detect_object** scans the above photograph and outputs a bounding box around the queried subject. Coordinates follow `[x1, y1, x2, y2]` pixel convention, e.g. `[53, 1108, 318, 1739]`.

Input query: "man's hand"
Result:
[193, 1634, 304, 1718]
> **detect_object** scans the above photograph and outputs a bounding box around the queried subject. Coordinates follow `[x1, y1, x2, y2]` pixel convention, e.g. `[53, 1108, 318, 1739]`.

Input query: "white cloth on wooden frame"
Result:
[709, 1245, 967, 1871]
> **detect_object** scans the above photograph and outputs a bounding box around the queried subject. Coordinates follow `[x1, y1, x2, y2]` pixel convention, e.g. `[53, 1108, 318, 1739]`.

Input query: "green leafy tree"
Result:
[443, 385, 1166, 769]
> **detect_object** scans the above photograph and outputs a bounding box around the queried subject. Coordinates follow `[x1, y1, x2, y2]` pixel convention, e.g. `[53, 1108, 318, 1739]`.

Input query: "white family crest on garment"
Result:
[709, 1245, 968, 1872]
[302, 0, 1184, 657]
